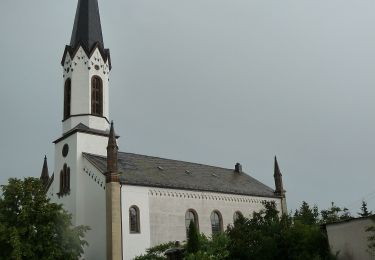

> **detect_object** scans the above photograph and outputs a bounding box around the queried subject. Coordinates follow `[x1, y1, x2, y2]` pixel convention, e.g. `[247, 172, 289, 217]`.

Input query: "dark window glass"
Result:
[185, 210, 199, 237]
[129, 206, 140, 233]
[64, 79, 71, 119]
[59, 164, 70, 196]
[91, 76, 103, 116]
[210, 211, 222, 235]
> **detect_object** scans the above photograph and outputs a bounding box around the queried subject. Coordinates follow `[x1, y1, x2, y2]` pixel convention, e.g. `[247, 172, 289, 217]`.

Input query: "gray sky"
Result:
[1, 0, 375, 214]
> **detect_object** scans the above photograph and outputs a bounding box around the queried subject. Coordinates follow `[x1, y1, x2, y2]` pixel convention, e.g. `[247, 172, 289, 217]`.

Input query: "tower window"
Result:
[210, 210, 223, 235]
[129, 206, 140, 233]
[91, 76, 103, 116]
[185, 209, 199, 237]
[64, 78, 71, 119]
[58, 164, 70, 196]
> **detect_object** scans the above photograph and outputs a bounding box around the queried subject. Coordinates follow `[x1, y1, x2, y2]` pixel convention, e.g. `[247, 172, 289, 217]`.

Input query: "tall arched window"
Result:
[91, 76, 103, 116]
[64, 78, 71, 119]
[59, 164, 70, 196]
[233, 211, 243, 223]
[210, 210, 223, 235]
[185, 209, 199, 236]
[129, 206, 140, 233]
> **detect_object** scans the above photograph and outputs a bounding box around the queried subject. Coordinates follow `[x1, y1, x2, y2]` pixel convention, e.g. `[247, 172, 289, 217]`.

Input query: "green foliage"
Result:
[0, 178, 89, 260]
[320, 202, 352, 224]
[227, 201, 334, 260]
[359, 200, 372, 217]
[186, 221, 199, 254]
[185, 233, 229, 260]
[134, 242, 175, 260]
[294, 201, 319, 225]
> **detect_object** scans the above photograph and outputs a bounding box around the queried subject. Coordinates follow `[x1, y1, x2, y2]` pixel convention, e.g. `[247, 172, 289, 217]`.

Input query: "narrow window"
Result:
[185, 209, 199, 237]
[233, 211, 243, 223]
[91, 76, 103, 116]
[129, 206, 140, 233]
[64, 78, 71, 119]
[210, 211, 223, 235]
[59, 164, 70, 196]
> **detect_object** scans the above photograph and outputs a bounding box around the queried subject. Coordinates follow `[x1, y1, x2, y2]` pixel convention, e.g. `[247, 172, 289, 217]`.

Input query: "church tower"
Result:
[61, 0, 111, 133]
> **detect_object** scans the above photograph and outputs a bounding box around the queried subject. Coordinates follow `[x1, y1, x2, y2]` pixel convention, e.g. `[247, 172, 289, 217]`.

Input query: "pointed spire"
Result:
[274, 156, 284, 196]
[70, 0, 104, 51]
[107, 121, 118, 175]
[40, 156, 50, 187]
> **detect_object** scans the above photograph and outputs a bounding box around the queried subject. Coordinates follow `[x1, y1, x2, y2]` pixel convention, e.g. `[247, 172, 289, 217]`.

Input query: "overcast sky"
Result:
[1, 0, 375, 214]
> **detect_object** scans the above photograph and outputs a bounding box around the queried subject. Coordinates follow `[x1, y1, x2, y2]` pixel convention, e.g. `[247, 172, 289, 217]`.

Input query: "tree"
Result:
[320, 202, 352, 224]
[186, 221, 199, 254]
[0, 178, 89, 260]
[294, 201, 319, 225]
[359, 200, 372, 217]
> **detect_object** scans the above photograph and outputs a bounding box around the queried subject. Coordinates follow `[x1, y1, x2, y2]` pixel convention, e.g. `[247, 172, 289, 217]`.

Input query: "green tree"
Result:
[134, 242, 175, 260]
[0, 178, 89, 260]
[294, 201, 319, 225]
[359, 200, 372, 217]
[320, 202, 352, 224]
[186, 221, 199, 254]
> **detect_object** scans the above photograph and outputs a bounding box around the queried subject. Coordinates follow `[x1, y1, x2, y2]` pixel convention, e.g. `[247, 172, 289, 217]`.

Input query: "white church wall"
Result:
[121, 185, 151, 260]
[80, 158, 106, 260]
[148, 187, 281, 246]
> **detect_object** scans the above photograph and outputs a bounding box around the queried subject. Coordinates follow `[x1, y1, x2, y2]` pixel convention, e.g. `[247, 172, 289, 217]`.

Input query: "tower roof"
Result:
[70, 0, 104, 51]
[274, 156, 282, 177]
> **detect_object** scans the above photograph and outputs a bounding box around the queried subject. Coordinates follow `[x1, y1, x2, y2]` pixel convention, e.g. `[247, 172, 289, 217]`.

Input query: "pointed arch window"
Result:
[91, 76, 103, 116]
[58, 164, 70, 196]
[185, 209, 199, 237]
[210, 210, 223, 235]
[64, 78, 71, 119]
[129, 206, 140, 233]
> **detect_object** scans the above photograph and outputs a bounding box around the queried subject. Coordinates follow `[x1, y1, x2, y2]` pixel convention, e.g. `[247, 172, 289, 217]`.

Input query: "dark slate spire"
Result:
[274, 156, 285, 196]
[40, 156, 50, 187]
[70, 0, 104, 51]
[106, 121, 119, 177]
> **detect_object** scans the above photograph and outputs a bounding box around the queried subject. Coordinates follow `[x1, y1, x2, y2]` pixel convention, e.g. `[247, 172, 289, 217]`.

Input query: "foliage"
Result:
[134, 242, 175, 260]
[0, 178, 89, 260]
[185, 233, 229, 260]
[359, 200, 372, 217]
[186, 221, 199, 254]
[294, 201, 319, 225]
[227, 201, 335, 260]
[320, 202, 352, 224]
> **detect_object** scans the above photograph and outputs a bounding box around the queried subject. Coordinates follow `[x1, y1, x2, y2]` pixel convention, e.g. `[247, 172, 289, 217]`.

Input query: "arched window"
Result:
[59, 164, 70, 196]
[91, 76, 103, 116]
[129, 206, 140, 233]
[185, 209, 199, 236]
[210, 210, 223, 235]
[64, 78, 71, 119]
[233, 211, 243, 223]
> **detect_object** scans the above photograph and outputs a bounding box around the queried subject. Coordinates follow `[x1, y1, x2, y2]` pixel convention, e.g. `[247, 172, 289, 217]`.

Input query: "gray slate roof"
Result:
[83, 152, 278, 198]
[70, 0, 104, 50]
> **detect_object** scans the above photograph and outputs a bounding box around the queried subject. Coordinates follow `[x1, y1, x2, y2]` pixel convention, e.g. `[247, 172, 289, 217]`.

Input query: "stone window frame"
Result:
[185, 209, 199, 237]
[210, 210, 223, 235]
[129, 205, 140, 234]
[91, 75, 103, 116]
[64, 78, 71, 119]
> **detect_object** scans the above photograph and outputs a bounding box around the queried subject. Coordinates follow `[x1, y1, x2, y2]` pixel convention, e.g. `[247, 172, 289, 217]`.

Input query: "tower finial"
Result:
[106, 121, 119, 179]
[40, 156, 50, 187]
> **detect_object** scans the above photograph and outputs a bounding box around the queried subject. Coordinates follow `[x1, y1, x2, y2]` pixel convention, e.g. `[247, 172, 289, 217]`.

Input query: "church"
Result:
[39, 1, 287, 259]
